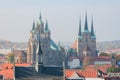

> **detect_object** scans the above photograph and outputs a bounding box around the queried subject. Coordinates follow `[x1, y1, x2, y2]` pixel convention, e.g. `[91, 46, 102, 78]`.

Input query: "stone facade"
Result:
[66, 13, 97, 68]
[27, 13, 65, 66]
[68, 13, 97, 57]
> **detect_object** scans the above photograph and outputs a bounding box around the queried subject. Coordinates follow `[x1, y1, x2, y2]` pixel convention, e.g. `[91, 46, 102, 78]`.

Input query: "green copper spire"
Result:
[78, 17, 82, 37]
[84, 11, 89, 32]
[45, 20, 50, 33]
[91, 16, 95, 38]
[32, 20, 35, 31]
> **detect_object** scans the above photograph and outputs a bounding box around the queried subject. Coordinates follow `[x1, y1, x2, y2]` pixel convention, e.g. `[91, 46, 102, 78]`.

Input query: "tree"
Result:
[7, 53, 14, 63]
[107, 66, 119, 73]
[99, 52, 109, 57]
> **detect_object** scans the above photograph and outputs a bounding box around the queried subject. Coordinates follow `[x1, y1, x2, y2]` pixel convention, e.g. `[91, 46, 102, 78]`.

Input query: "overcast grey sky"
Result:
[0, 0, 120, 43]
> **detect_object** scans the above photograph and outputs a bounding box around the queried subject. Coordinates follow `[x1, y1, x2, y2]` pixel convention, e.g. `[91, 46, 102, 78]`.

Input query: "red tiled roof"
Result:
[65, 68, 98, 78]
[65, 70, 74, 78]
[65, 64, 115, 78]
[0, 64, 13, 79]
[0, 63, 31, 79]
[93, 57, 111, 61]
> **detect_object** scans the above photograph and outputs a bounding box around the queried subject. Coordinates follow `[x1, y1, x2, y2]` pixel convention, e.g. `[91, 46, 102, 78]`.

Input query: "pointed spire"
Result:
[39, 12, 43, 24]
[39, 12, 42, 21]
[84, 11, 89, 32]
[78, 17, 82, 37]
[91, 16, 95, 38]
[32, 20, 35, 31]
[45, 20, 50, 33]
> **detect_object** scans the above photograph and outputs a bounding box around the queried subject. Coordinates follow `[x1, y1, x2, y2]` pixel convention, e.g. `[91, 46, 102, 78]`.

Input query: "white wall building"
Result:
[68, 58, 81, 69]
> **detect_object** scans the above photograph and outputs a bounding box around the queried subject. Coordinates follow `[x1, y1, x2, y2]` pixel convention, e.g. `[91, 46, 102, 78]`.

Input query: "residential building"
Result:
[13, 50, 27, 63]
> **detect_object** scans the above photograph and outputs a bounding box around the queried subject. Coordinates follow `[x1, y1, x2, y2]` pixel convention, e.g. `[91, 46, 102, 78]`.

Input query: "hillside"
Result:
[0, 40, 27, 49]
[97, 40, 120, 51]
[0, 40, 120, 51]
[61, 40, 120, 51]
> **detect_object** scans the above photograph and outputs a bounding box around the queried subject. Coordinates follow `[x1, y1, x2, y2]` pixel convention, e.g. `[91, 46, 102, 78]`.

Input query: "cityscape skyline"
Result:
[0, 0, 120, 43]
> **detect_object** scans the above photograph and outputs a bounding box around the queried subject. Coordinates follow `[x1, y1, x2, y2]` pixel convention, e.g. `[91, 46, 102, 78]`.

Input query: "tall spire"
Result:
[32, 20, 35, 31]
[39, 12, 42, 20]
[36, 33, 43, 63]
[78, 17, 82, 37]
[45, 20, 50, 33]
[84, 11, 89, 32]
[91, 16, 95, 38]
[39, 12, 43, 24]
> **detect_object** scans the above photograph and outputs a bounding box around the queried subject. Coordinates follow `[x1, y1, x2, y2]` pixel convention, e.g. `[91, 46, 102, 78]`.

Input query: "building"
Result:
[92, 57, 112, 65]
[0, 54, 6, 63]
[68, 56, 83, 69]
[0, 63, 31, 80]
[70, 12, 97, 57]
[27, 13, 65, 66]
[0, 48, 13, 55]
[65, 69, 104, 80]
[13, 50, 27, 63]
[66, 12, 97, 68]
[15, 37, 64, 80]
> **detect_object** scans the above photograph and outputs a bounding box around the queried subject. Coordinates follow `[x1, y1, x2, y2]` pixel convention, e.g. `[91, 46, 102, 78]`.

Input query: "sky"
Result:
[0, 0, 120, 43]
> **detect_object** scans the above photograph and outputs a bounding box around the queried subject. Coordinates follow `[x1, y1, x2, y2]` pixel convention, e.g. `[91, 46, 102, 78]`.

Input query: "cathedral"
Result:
[27, 12, 97, 69]
[68, 12, 97, 57]
[66, 13, 97, 68]
[27, 13, 65, 66]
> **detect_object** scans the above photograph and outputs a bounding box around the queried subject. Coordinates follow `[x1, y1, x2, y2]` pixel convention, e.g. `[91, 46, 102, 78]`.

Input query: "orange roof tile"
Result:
[65, 70, 75, 78]
[65, 68, 98, 78]
[0, 63, 31, 79]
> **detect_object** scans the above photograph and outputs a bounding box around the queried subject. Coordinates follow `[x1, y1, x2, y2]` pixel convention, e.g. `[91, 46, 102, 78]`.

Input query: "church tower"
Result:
[27, 12, 65, 66]
[90, 16, 96, 56]
[77, 17, 83, 56]
[77, 12, 96, 57]
[27, 20, 36, 64]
